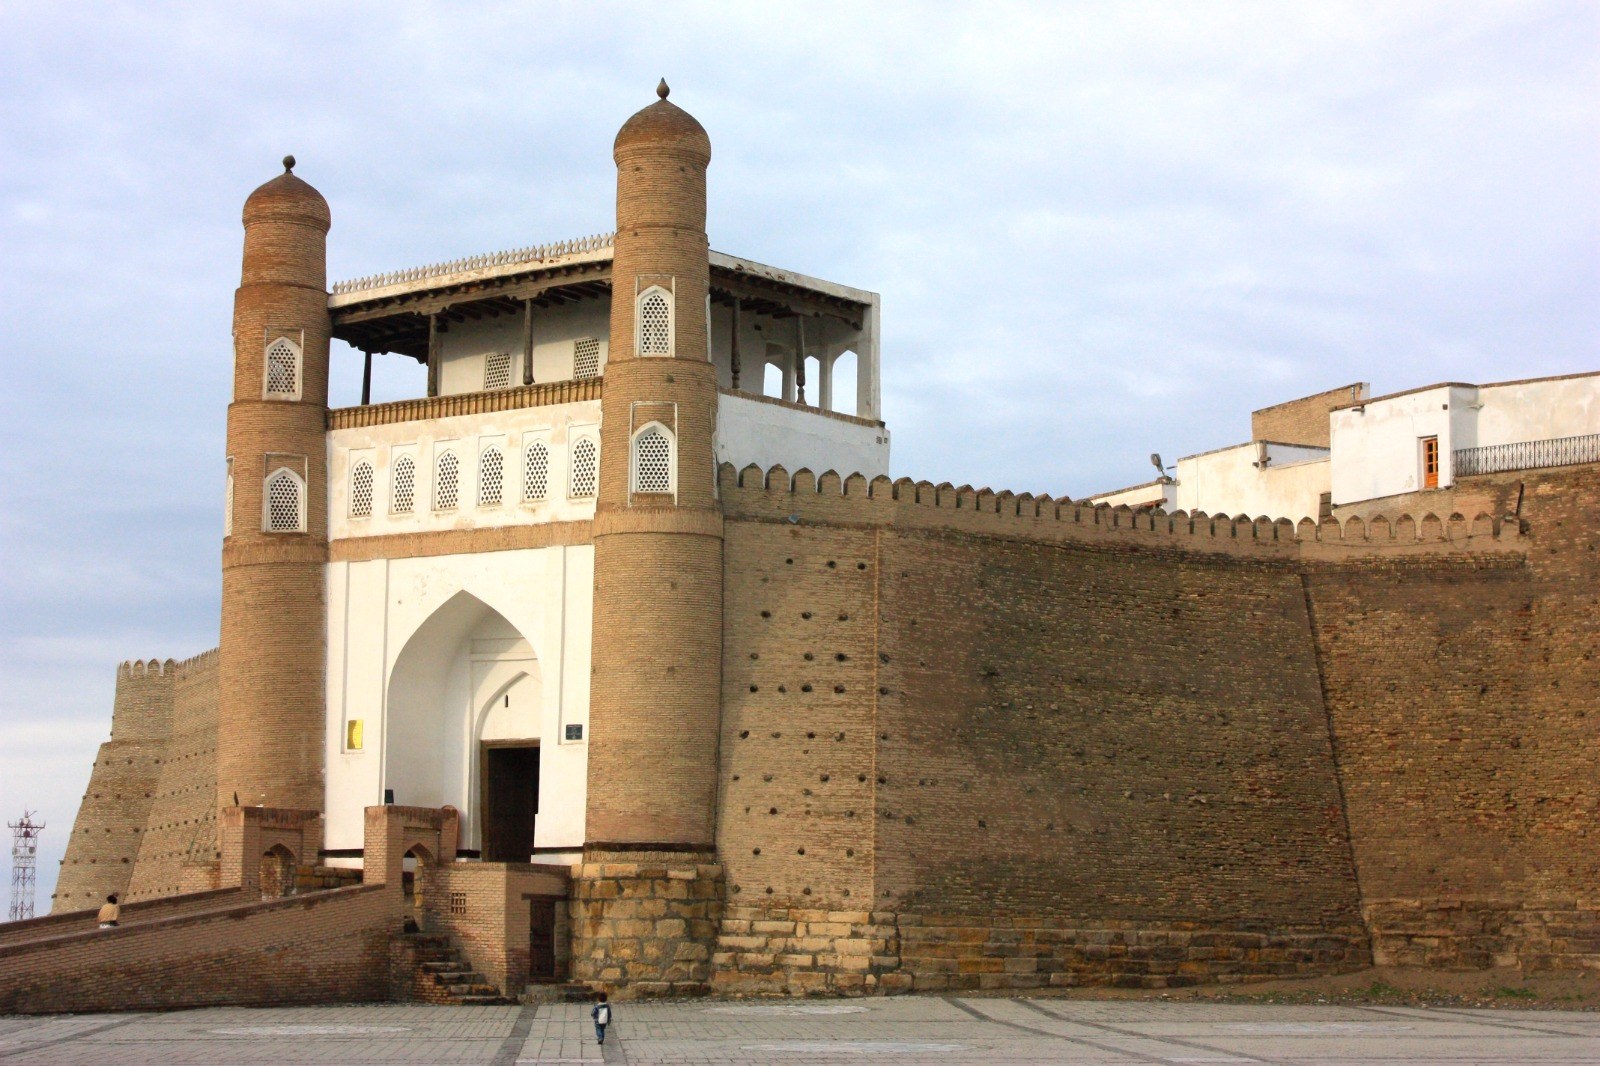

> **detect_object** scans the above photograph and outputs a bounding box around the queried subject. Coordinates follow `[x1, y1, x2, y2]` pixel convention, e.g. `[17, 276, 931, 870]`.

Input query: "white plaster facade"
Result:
[323, 546, 593, 865]
[328, 402, 602, 539]
[715, 393, 889, 480]
[1329, 373, 1600, 506]
[1174, 442, 1330, 521]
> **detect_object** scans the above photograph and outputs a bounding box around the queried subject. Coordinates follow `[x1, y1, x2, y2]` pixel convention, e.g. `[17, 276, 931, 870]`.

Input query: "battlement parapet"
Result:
[717, 462, 1526, 560]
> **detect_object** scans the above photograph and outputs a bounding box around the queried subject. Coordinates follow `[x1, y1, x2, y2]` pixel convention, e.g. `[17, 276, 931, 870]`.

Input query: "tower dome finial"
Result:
[282, 154, 295, 173]
[657, 78, 669, 99]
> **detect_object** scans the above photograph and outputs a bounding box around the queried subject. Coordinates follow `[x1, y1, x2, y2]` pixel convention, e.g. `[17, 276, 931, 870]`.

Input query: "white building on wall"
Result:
[319, 237, 890, 867]
[1088, 371, 1600, 521]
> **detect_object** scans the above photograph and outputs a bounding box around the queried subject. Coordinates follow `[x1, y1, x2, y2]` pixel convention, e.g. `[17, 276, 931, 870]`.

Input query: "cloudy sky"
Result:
[1, 2, 1594, 907]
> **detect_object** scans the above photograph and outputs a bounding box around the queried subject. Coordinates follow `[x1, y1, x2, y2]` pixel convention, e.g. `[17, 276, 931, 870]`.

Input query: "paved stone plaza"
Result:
[0, 997, 1596, 1064]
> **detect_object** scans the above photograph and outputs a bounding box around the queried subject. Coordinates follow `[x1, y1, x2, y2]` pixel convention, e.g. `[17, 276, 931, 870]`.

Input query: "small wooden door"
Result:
[1422, 436, 1440, 488]
[529, 897, 557, 982]
[482, 743, 539, 863]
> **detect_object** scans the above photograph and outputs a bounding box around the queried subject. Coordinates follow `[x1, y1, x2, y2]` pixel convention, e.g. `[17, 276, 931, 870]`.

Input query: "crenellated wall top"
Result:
[716, 462, 1526, 561]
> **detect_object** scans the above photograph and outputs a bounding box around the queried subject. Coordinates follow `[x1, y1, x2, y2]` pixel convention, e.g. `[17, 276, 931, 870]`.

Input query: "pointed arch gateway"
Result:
[384, 590, 544, 861]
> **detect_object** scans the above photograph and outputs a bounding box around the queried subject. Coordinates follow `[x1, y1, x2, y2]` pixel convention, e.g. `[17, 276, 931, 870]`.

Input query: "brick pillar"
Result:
[217, 157, 332, 820]
[575, 83, 725, 995]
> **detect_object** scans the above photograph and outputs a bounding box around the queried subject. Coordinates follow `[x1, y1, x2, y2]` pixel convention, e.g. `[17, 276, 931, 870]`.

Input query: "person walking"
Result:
[97, 893, 120, 929]
[590, 992, 612, 1046]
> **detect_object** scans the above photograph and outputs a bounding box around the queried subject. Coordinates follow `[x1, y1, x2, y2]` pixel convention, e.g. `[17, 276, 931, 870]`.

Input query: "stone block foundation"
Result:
[1365, 898, 1600, 972]
[713, 908, 1372, 995]
[570, 849, 724, 996]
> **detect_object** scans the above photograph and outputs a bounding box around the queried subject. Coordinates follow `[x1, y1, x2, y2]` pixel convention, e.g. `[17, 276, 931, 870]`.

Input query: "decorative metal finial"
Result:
[657, 79, 670, 100]
[282, 155, 296, 173]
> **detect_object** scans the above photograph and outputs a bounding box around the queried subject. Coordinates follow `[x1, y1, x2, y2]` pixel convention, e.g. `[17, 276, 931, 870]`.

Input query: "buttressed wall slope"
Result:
[55, 650, 220, 911]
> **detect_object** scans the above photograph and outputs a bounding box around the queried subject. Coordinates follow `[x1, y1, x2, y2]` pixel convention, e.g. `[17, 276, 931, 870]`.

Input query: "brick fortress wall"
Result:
[1311, 465, 1600, 971]
[710, 462, 1558, 993]
[54, 649, 220, 912]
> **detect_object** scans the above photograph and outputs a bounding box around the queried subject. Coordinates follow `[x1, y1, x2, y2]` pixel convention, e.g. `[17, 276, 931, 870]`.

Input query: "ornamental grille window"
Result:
[224, 464, 233, 536]
[523, 441, 550, 501]
[633, 426, 673, 493]
[350, 461, 374, 517]
[265, 338, 300, 396]
[573, 337, 601, 379]
[639, 290, 671, 355]
[435, 452, 460, 510]
[570, 438, 598, 498]
[479, 447, 504, 506]
[483, 351, 512, 390]
[264, 470, 303, 532]
[391, 455, 416, 514]
[449, 891, 467, 916]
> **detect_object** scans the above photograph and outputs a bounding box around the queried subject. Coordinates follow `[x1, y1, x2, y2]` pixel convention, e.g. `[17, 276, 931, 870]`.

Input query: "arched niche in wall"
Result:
[384, 590, 541, 853]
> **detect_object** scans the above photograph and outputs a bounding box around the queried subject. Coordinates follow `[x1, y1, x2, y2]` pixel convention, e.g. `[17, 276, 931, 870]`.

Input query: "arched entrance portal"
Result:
[386, 591, 543, 861]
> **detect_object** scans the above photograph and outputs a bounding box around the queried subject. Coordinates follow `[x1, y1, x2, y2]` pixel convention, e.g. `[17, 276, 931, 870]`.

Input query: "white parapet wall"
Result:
[1174, 441, 1330, 522]
[715, 391, 889, 481]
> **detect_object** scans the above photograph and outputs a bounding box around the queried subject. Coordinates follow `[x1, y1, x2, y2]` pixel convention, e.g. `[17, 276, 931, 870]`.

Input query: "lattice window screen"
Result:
[391, 456, 416, 514]
[435, 452, 460, 510]
[265, 338, 300, 396]
[350, 461, 374, 517]
[633, 426, 673, 493]
[265, 470, 303, 532]
[573, 337, 601, 379]
[479, 448, 504, 506]
[523, 441, 550, 501]
[639, 290, 671, 355]
[570, 439, 598, 498]
[224, 464, 233, 536]
[483, 352, 512, 390]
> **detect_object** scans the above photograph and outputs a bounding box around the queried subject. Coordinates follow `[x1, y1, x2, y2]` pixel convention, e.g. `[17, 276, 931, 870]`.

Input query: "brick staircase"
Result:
[393, 933, 517, 1005]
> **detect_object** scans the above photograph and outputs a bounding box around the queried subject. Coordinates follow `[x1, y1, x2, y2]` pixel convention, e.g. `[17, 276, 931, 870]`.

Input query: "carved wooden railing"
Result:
[328, 380, 601, 430]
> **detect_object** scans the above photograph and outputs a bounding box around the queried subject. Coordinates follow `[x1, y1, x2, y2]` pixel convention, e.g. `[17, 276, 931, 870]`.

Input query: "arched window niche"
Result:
[263, 467, 306, 533]
[631, 422, 676, 496]
[263, 334, 302, 400]
[636, 285, 673, 357]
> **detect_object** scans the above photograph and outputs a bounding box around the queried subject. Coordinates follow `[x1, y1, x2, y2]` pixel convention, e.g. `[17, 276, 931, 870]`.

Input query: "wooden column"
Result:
[360, 349, 373, 406]
[794, 315, 807, 405]
[426, 314, 440, 397]
[730, 299, 741, 391]
[522, 299, 535, 385]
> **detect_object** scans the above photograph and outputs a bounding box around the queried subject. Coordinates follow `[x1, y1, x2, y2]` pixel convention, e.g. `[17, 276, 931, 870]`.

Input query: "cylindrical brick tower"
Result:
[574, 84, 727, 994]
[587, 82, 723, 847]
[217, 157, 331, 818]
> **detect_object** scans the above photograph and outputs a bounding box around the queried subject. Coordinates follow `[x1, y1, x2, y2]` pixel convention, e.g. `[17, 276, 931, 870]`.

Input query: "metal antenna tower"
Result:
[8, 811, 44, 922]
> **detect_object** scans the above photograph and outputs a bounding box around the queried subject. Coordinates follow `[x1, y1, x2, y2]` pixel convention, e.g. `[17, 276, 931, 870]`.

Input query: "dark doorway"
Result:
[482, 743, 539, 862]
[529, 897, 558, 982]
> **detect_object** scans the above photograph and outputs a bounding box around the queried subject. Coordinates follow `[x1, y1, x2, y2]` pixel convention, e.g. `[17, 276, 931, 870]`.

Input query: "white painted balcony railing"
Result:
[1454, 432, 1600, 477]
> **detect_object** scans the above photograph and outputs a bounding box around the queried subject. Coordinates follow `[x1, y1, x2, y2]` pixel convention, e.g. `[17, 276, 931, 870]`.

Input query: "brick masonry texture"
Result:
[1251, 383, 1367, 447]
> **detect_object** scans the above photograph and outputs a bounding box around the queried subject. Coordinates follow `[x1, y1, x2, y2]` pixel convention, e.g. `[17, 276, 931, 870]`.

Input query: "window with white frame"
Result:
[264, 336, 301, 398]
[483, 351, 512, 390]
[632, 423, 674, 494]
[391, 455, 417, 514]
[573, 337, 601, 379]
[350, 460, 375, 518]
[523, 440, 550, 501]
[435, 451, 460, 510]
[479, 447, 504, 506]
[263, 468, 305, 532]
[637, 287, 672, 356]
[570, 438, 598, 498]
